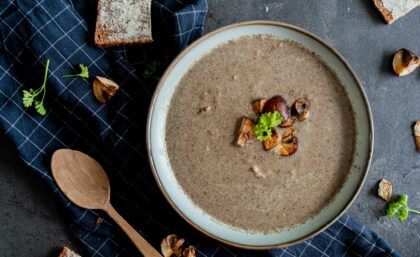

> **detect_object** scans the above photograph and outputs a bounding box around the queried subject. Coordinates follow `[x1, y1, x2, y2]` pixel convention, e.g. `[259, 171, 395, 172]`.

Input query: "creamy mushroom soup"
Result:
[165, 35, 355, 232]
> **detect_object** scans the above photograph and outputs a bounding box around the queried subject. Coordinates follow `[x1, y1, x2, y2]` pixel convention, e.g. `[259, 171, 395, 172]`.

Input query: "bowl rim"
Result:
[146, 20, 374, 249]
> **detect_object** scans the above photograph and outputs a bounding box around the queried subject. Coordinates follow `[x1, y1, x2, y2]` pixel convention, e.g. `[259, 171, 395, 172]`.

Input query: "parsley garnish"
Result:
[22, 59, 50, 116]
[63, 64, 89, 78]
[387, 194, 420, 221]
[143, 61, 160, 80]
[254, 112, 283, 141]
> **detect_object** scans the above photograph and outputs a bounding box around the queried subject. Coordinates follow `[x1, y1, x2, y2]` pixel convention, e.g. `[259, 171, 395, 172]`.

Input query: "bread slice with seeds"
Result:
[95, 0, 153, 47]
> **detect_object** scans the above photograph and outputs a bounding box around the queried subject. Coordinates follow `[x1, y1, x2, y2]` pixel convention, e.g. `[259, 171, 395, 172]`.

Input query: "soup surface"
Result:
[165, 35, 355, 232]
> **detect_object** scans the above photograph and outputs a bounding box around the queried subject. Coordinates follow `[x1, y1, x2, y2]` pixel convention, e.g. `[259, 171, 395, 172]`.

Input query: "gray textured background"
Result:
[0, 0, 419, 256]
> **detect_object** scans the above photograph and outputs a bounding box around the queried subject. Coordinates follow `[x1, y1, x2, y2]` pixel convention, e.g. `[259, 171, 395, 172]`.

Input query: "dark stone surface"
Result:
[0, 133, 86, 257]
[0, 0, 419, 256]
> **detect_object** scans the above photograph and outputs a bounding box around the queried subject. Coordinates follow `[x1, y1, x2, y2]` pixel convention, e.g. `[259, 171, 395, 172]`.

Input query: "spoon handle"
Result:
[104, 202, 163, 257]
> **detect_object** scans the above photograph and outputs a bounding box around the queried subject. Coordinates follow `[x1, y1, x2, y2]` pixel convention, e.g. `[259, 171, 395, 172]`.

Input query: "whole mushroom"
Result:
[182, 246, 196, 257]
[392, 48, 419, 76]
[93, 76, 119, 104]
[263, 95, 294, 127]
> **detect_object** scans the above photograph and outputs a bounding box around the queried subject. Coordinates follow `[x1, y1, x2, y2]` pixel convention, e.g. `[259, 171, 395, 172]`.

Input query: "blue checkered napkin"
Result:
[0, 0, 401, 256]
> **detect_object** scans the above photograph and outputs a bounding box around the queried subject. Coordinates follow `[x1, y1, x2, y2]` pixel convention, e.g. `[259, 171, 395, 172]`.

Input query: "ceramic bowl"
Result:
[147, 21, 373, 249]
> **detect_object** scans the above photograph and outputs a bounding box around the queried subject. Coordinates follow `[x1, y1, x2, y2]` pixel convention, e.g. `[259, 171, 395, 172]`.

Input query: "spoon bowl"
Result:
[51, 149, 110, 209]
[51, 149, 162, 257]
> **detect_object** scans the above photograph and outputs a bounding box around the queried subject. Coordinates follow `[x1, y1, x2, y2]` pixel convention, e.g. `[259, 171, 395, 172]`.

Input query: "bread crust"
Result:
[372, 0, 394, 24]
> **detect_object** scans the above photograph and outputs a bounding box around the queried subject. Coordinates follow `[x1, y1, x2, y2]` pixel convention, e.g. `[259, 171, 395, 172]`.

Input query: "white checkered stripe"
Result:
[0, 0, 401, 256]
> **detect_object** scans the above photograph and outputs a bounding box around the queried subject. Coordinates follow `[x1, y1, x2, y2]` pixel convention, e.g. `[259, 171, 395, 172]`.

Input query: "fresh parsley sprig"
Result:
[63, 64, 89, 78]
[22, 59, 50, 116]
[254, 111, 283, 141]
[143, 61, 160, 80]
[387, 194, 420, 221]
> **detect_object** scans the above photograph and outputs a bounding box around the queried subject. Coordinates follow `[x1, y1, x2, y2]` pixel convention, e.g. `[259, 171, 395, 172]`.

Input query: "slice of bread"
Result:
[95, 0, 153, 47]
[372, 0, 420, 24]
[58, 247, 81, 257]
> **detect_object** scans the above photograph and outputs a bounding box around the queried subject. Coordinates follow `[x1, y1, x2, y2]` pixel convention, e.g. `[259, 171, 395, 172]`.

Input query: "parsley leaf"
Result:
[254, 112, 283, 141]
[386, 194, 420, 221]
[143, 61, 160, 80]
[63, 64, 89, 78]
[35, 100, 46, 116]
[22, 89, 35, 108]
[397, 206, 409, 221]
[22, 59, 50, 116]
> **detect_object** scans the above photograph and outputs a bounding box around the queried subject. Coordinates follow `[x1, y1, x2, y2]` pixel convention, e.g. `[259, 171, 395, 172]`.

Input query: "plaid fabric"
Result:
[0, 0, 401, 256]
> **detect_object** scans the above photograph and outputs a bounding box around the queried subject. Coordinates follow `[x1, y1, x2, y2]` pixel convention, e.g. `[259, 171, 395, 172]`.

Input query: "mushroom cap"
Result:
[263, 95, 291, 126]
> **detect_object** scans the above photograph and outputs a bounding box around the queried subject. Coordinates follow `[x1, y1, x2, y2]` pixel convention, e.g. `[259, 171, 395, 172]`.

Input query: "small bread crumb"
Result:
[96, 217, 103, 225]
[378, 179, 392, 201]
[58, 247, 81, 257]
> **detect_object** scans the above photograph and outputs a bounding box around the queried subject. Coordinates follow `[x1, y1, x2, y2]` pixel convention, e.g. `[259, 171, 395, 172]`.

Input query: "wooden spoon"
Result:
[51, 149, 162, 257]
